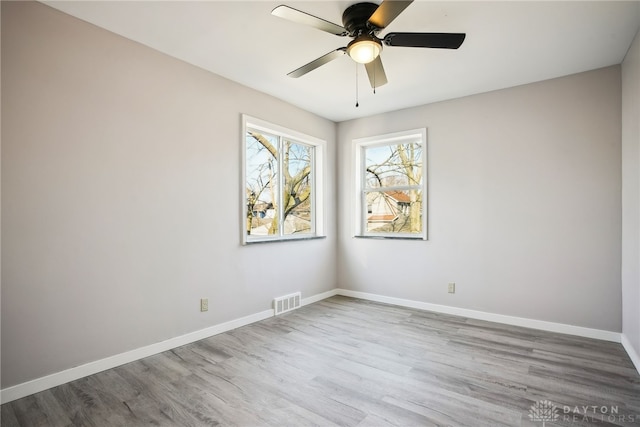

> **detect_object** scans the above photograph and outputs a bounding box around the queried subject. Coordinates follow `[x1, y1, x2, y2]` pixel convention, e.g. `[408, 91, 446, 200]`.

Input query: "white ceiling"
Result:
[43, 1, 640, 122]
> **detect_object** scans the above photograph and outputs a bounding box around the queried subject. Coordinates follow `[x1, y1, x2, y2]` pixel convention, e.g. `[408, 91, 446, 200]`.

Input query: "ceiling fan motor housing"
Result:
[342, 2, 379, 36]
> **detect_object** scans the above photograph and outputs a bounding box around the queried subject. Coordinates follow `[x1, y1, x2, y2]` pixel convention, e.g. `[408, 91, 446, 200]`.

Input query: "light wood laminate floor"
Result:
[2, 296, 639, 426]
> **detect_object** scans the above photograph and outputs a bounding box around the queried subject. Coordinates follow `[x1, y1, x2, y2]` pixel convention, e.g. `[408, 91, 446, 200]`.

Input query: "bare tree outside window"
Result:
[245, 131, 280, 236]
[244, 122, 319, 242]
[355, 129, 427, 239]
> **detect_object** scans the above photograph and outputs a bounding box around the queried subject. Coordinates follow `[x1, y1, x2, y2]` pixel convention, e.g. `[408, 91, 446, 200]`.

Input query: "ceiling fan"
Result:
[272, 0, 466, 88]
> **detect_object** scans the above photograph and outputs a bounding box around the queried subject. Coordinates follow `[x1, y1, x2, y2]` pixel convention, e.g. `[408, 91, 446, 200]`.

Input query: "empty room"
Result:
[2, 0, 640, 425]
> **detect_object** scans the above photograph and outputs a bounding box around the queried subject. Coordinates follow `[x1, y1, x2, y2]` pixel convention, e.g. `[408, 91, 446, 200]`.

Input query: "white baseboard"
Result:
[1, 286, 341, 405]
[302, 288, 338, 306]
[335, 289, 622, 343]
[1, 287, 631, 404]
[0, 308, 274, 404]
[621, 334, 640, 374]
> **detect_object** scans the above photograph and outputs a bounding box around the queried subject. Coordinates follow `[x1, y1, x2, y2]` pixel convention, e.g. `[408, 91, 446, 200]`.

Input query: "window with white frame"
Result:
[242, 115, 325, 244]
[354, 129, 427, 239]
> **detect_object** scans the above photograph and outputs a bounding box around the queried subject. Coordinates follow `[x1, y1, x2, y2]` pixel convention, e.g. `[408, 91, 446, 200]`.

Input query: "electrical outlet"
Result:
[200, 298, 209, 312]
[448, 283, 456, 294]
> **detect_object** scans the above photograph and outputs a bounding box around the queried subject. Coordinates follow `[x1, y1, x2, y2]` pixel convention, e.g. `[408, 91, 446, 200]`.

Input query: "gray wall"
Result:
[622, 26, 640, 359]
[1, 1, 337, 388]
[337, 66, 622, 332]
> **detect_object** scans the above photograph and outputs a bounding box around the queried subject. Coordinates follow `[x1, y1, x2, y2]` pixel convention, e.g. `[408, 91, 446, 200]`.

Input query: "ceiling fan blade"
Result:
[383, 32, 466, 49]
[364, 56, 388, 88]
[272, 5, 347, 36]
[287, 49, 346, 78]
[367, 0, 413, 29]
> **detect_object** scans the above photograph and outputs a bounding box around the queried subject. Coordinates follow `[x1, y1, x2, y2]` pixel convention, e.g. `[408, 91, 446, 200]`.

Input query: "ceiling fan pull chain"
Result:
[355, 63, 359, 107]
[373, 64, 376, 94]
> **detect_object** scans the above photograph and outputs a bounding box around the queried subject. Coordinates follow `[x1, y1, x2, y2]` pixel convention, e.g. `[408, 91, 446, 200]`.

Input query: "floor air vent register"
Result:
[273, 292, 301, 315]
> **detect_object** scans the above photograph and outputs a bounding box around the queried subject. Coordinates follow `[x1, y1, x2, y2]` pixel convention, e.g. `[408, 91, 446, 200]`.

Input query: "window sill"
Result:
[354, 235, 426, 241]
[244, 235, 327, 245]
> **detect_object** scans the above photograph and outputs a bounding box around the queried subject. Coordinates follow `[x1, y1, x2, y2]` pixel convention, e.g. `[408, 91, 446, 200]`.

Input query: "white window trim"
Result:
[241, 114, 325, 245]
[353, 128, 428, 240]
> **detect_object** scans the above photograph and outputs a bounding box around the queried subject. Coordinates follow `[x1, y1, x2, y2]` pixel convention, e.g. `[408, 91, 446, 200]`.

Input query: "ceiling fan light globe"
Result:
[347, 37, 382, 64]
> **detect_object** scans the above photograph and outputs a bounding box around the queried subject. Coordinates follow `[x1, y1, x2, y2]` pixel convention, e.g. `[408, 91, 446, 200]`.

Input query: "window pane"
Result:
[283, 140, 312, 235]
[243, 115, 325, 244]
[365, 189, 422, 234]
[246, 130, 279, 236]
[365, 142, 422, 188]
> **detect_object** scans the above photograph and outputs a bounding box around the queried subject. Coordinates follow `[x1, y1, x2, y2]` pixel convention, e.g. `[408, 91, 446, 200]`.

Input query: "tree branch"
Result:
[249, 132, 277, 158]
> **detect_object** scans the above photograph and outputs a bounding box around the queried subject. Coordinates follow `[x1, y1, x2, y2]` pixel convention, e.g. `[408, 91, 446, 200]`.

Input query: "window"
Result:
[242, 115, 325, 244]
[354, 129, 427, 239]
